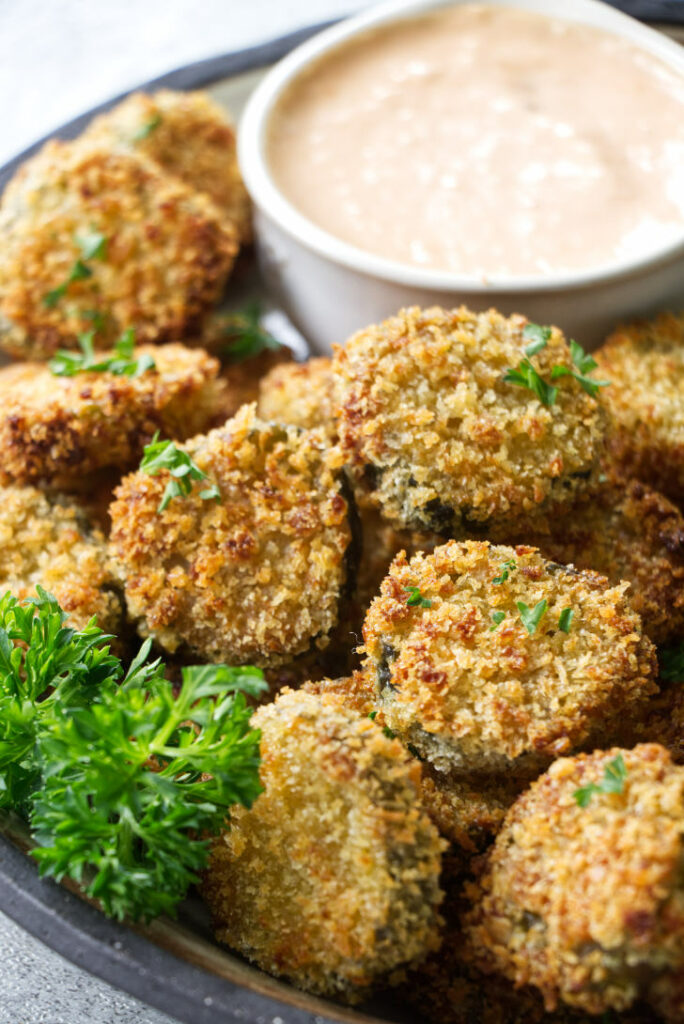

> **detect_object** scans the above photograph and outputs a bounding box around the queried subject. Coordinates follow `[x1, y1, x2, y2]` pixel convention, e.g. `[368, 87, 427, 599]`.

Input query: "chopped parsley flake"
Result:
[75, 229, 107, 262]
[49, 328, 155, 378]
[221, 302, 283, 363]
[133, 112, 163, 141]
[140, 433, 221, 513]
[492, 558, 517, 585]
[404, 586, 432, 609]
[43, 230, 107, 308]
[368, 711, 396, 740]
[558, 607, 574, 633]
[490, 611, 506, 631]
[503, 358, 558, 407]
[522, 322, 551, 355]
[550, 339, 610, 399]
[574, 754, 627, 807]
[44, 259, 93, 308]
[516, 599, 548, 635]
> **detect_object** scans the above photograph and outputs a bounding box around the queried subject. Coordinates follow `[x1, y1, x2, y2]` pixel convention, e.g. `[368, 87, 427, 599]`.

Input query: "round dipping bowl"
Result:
[239, 0, 684, 354]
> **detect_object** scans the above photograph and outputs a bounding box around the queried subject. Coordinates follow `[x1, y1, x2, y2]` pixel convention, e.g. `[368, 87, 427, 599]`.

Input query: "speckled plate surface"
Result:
[0, 7, 683, 1024]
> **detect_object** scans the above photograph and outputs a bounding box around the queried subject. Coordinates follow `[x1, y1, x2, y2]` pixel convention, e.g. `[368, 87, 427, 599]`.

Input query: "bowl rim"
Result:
[238, 0, 684, 294]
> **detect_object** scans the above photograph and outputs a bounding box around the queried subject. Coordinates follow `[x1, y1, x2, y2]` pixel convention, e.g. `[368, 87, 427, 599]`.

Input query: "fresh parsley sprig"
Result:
[574, 754, 627, 807]
[505, 324, 609, 404]
[522, 322, 551, 355]
[43, 230, 107, 308]
[31, 657, 266, 921]
[220, 302, 283, 363]
[558, 607, 574, 633]
[133, 113, 163, 141]
[0, 588, 267, 922]
[404, 586, 432, 609]
[49, 328, 156, 378]
[140, 433, 221, 513]
[490, 611, 506, 631]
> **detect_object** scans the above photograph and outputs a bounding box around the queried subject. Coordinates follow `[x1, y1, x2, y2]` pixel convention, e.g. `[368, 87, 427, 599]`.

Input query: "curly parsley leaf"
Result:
[573, 754, 627, 807]
[49, 328, 155, 379]
[220, 302, 283, 363]
[492, 558, 517, 585]
[140, 433, 221, 513]
[522, 322, 551, 355]
[404, 586, 432, 609]
[516, 599, 548, 635]
[0, 588, 120, 815]
[503, 358, 557, 407]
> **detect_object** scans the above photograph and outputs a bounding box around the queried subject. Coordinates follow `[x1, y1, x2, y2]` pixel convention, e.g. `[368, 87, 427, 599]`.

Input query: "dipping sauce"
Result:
[267, 4, 684, 279]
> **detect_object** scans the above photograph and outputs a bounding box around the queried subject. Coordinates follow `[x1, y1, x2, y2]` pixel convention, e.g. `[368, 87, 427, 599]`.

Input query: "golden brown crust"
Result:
[333, 306, 605, 533]
[361, 541, 657, 773]
[464, 744, 684, 1018]
[595, 312, 684, 506]
[258, 356, 338, 436]
[109, 405, 355, 665]
[86, 89, 251, 244]
[0, 139, 237, 359]
[497, 477, 684, 644]
[419, 766, 523, 853]
[0, 485, 122, 634]
[0, 344, 223, 489]
[201, 688, 445, 1002]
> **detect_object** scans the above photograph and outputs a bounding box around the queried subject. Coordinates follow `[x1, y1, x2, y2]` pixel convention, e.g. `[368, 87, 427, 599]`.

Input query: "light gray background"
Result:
[0, 4, 368, 1021]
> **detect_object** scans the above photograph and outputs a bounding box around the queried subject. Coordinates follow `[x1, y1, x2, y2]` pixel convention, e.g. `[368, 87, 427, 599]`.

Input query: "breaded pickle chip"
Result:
[499, 477, 684, 644]
[0, 139, 237, 358]
[86, 89, 251, 244]
[361, 541, 657, 773]
[202, 688, 444, 1002]
[464, 744, 684, 1020]
[595, 312, 684, 506]
[0, 343, 223, 489]
[258, 356, 337, 436]
[334, 307, 605, 533]
[109, 405, 356, 666]
[0, 485, 122, 634]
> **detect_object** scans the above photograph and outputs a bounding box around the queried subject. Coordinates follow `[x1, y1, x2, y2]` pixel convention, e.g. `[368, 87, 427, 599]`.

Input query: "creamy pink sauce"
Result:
[267, 4, 684, 279]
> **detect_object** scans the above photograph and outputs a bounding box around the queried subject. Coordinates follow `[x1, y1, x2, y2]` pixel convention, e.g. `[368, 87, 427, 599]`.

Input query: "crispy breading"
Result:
[0, 485, 122, 634]
[419, 766, 524, 853]
[595, 312, 684, 506]
[361, 541, 657, 773]
[109, 405, 356, 666]
[0, 343, 224, 489]
[463, 744, 684, 1019]
[333, 307, 605, 533]
[258, 356, 337, 436]
[201, 688, 445, 1002]
[497, 477, 684, 644]
[85, 89, 251, 243]
[300, 672, 378, 716]
[0, 139, 237, 359]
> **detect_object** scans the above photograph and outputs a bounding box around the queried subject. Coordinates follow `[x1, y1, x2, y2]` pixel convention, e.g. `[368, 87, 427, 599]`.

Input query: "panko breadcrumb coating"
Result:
[0, 343, 224, 489]
[464, 744, 684, 1019]
[0, 139, 237, 359]
[109, 405, 357, 666]
[201, 688, 444, 1002]
[595, 312, 684, 506]
[86, 89, 251, 244]
[334, 307, 605, 533]
[498, 477, 684, 644]
[362, 541, 657, 774]
[0, 485, 122, 634]
[258, 356, 337, 436]
[419, 766, 524, 853]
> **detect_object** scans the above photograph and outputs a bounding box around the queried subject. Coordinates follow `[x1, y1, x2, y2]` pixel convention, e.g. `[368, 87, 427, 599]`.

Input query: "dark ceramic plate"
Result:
[0, 6, 682, 1024]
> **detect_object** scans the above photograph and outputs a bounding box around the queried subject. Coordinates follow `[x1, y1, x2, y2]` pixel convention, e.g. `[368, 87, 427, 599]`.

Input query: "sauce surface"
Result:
[267, 4, 684, 279]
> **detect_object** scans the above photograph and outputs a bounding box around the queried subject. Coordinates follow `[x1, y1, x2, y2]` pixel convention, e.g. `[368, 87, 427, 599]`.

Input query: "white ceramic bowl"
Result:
[239, 0, 684, 354]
